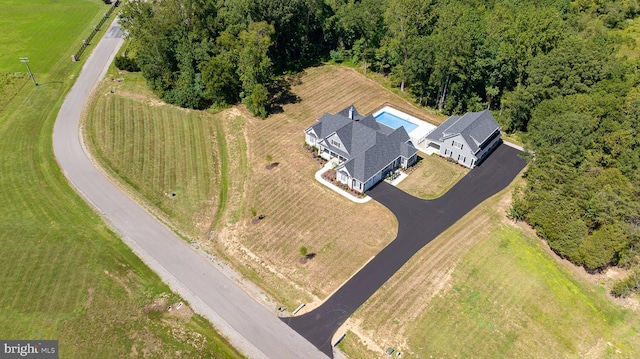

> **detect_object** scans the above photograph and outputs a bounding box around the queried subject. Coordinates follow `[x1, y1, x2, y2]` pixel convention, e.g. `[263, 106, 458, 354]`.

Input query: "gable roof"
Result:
[341, 127, 416, 183]
[306, 105, 418, 182]
[426, 109, 500, 153]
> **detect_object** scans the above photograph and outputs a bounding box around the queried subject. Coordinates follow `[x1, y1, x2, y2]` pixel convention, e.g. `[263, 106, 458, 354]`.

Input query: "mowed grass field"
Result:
[397, 154, 468, 199]
[222, 65, 443, 307]
[0, 0, 103, 72]
[88, 80, 229, 239]
[85, 64, 445, 310]
[86, 61, 640, 358]
[344, 176, 640, 358]
[87, 72, 250, 241]
[0, 2, 243, 358]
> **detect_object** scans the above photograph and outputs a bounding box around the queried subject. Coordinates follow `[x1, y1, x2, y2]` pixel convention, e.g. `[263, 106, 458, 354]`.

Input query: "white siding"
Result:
[441, 134, 476, 168]
[305, 132, 317, 146]
[337, 170, 349, 185]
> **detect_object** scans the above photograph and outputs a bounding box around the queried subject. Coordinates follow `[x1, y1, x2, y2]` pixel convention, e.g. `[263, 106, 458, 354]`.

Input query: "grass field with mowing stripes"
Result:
[87, 61, 640, 359]
[0, 1, 243, 357]
[397, 154, 468, 199]
[346, 176, 640, 358]
[87, 86, 226, 239]
[84, 65, 441, 311]
[0, 0, 104, 72]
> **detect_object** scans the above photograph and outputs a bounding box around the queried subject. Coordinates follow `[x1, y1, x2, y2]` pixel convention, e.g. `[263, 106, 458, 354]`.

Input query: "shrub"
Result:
[611, 269, 640, 297]
[114, 55, 140, 72]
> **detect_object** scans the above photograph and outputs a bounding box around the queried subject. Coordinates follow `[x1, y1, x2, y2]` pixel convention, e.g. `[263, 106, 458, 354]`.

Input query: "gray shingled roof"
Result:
[342, 127, 417, 183]
[425, 110, 500, 153]
[306, 105, 418, 183]
[309, 113, 351, 138]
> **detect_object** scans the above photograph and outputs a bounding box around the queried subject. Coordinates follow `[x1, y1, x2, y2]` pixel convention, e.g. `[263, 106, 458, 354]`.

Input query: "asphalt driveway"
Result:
[282, 143, 527, 358]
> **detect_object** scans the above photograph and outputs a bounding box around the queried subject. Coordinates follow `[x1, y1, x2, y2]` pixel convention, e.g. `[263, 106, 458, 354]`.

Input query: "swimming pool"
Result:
[374, 111, 418, 134]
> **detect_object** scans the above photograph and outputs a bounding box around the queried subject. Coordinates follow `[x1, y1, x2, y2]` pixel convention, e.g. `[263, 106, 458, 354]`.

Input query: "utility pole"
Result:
[19, 57, 38, 86]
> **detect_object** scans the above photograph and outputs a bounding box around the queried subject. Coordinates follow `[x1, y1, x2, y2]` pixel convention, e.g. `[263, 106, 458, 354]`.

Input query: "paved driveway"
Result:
[283, 144, 527, 358]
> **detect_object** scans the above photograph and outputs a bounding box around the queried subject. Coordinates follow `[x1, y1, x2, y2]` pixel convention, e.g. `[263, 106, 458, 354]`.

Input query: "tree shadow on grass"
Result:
[268, 72, 303, 114]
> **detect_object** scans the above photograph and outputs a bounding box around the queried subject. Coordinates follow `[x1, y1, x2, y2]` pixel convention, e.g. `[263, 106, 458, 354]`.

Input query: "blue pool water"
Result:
[374, 111, 418, 134]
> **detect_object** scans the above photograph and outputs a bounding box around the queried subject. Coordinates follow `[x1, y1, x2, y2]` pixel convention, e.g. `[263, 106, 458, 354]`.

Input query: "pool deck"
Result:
[373, 106, 436, 148]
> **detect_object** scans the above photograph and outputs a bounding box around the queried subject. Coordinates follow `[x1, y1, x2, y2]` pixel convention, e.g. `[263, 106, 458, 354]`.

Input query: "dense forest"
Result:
[120, 0, 640, 295]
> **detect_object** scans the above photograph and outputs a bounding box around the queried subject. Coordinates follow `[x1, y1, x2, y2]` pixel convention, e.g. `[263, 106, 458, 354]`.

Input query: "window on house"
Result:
[444, 149, 448, 155]
[452, 140, 463, 149]
[331, 139, 340, 147]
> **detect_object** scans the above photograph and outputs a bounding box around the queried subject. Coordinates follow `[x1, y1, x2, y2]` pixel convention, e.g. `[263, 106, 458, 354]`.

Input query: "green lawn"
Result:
[86, 74, 236, 238]
[0, 0, 104, 72]
[406, 226, 640, 358]
[79, 46, 640, 358]
[396, 154, 468, 199]
[0, 1, 243, 358]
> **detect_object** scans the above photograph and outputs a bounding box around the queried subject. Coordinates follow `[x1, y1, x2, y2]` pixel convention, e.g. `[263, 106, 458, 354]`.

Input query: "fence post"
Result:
[71, 1, 119, 62]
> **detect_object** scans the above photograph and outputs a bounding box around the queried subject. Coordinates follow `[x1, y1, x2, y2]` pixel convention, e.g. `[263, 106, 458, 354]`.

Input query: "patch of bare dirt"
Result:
[142, 296, 169, 314]
[340, 318, 384, 353]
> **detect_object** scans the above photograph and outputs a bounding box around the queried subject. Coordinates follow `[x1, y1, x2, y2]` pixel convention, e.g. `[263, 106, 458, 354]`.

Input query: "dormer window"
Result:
[331, 139, 340, 147]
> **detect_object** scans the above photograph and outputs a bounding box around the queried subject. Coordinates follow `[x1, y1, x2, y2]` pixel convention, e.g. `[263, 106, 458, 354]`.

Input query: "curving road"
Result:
[53, 18, 327, 359]
[283, 144, 526, 357]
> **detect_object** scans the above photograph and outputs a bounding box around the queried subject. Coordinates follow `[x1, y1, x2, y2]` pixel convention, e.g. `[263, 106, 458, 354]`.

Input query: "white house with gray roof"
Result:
[305, 105, 418, 193]
[425, 109, 502, 168]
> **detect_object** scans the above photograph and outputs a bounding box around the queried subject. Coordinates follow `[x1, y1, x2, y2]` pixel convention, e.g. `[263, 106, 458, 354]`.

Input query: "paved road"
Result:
[52, 18, 327, 359]
[283, 144, 527, 357]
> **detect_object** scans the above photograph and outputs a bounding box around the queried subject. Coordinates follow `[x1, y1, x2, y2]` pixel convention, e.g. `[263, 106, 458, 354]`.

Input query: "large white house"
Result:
[305, 105, 418, 193]
[425, 109, 501, 168]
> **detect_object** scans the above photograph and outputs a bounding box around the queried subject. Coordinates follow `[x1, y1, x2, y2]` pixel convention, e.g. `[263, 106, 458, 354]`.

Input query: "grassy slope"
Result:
[347, 175, 640, 358]
[85, 61, 640, 358]
[85, 64, 441, 310]
[406, 226, 639, 358]
[87, 76, 225, 239]
[0, 1, 242, 358]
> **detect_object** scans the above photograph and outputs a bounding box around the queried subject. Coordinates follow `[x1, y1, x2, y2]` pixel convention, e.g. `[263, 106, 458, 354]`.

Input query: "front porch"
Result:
[318, 146, 347, 163]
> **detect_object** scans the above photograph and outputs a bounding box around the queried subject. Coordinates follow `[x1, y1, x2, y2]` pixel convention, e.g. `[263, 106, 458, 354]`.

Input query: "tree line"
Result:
[120, 0, 640, 295]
